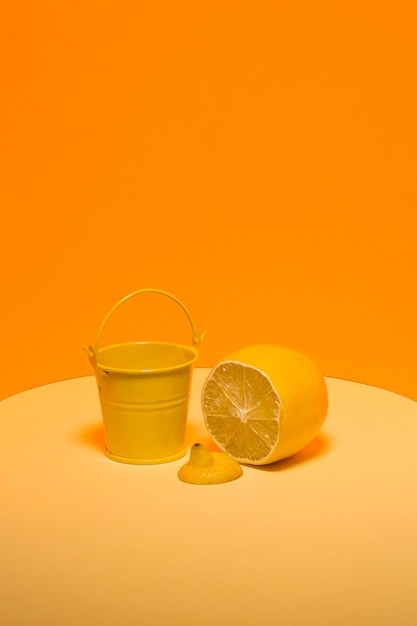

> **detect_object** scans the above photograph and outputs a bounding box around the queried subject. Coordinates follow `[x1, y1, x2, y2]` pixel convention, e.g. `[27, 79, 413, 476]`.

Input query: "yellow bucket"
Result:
[84, 289, 205, 464]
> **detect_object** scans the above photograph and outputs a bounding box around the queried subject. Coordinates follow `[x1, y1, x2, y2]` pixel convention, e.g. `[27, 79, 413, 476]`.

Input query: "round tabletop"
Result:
[1, 370, 416, 625]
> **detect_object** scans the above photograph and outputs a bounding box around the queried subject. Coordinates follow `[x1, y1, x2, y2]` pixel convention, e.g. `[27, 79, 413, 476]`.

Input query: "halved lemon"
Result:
[201, 345, 328, 465]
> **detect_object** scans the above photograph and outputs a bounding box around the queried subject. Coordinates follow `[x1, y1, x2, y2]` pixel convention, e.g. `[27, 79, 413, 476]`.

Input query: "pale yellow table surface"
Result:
[1, 369, 417, 626]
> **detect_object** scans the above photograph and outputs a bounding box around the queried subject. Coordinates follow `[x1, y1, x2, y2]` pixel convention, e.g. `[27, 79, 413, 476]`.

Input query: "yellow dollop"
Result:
[178, 443, 243, 484]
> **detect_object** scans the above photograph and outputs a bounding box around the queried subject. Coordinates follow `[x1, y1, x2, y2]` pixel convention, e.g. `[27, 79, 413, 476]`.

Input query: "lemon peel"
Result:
[178, 443, 243, 484]
[202, 344, 328, 465]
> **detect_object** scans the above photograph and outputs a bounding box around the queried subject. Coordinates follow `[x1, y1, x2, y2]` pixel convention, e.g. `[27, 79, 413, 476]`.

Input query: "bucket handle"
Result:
[85, 289, 205, 358]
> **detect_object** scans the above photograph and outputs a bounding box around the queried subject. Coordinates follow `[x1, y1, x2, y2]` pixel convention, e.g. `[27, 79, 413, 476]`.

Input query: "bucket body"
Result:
[97, 342, 197, 464]
[84, 289, 205, 464]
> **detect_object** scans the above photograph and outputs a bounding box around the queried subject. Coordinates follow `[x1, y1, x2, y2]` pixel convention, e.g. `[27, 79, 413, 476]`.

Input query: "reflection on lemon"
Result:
[178, 443, 243, 484]
[202, 344, 328, 465]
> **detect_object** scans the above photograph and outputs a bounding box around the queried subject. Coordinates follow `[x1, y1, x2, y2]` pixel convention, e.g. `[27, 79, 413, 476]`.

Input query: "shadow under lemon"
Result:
[252, 431, 333, 472]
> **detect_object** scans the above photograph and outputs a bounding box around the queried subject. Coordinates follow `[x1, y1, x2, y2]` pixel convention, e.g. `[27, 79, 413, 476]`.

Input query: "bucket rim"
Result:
[96, 341, 199, 374]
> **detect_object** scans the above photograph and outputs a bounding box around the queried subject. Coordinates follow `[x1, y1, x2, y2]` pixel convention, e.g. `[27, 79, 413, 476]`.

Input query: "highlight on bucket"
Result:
[84, 289, 206, 465]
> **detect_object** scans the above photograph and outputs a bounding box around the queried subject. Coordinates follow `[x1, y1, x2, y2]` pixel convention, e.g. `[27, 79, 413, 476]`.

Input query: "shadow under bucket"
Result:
[84, 290, 205, 464]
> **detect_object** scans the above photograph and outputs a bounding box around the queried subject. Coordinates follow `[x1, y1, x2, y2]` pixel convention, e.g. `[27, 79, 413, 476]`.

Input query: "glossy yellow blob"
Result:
[178, 443, 243, 484]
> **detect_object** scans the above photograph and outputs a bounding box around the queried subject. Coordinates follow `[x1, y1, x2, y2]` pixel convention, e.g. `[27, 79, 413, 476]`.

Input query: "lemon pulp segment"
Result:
[202, 362, 281, 464]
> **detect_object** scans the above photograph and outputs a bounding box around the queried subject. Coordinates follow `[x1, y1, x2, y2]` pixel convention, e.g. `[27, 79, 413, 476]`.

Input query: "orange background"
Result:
[1, 1, 416, 401]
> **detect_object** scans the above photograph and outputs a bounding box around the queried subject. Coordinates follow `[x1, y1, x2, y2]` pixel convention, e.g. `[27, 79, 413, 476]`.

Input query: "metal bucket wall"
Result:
[84, 290, 205, 464]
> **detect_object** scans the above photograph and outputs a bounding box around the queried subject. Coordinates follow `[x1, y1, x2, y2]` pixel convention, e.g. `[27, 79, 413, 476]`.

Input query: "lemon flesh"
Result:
[202, 345, 328, 465]
[178, 443, 243, 484]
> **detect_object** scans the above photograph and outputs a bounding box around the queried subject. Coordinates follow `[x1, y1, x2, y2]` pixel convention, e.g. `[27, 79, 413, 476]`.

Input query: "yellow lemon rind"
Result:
[201, 345, 328, 466]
